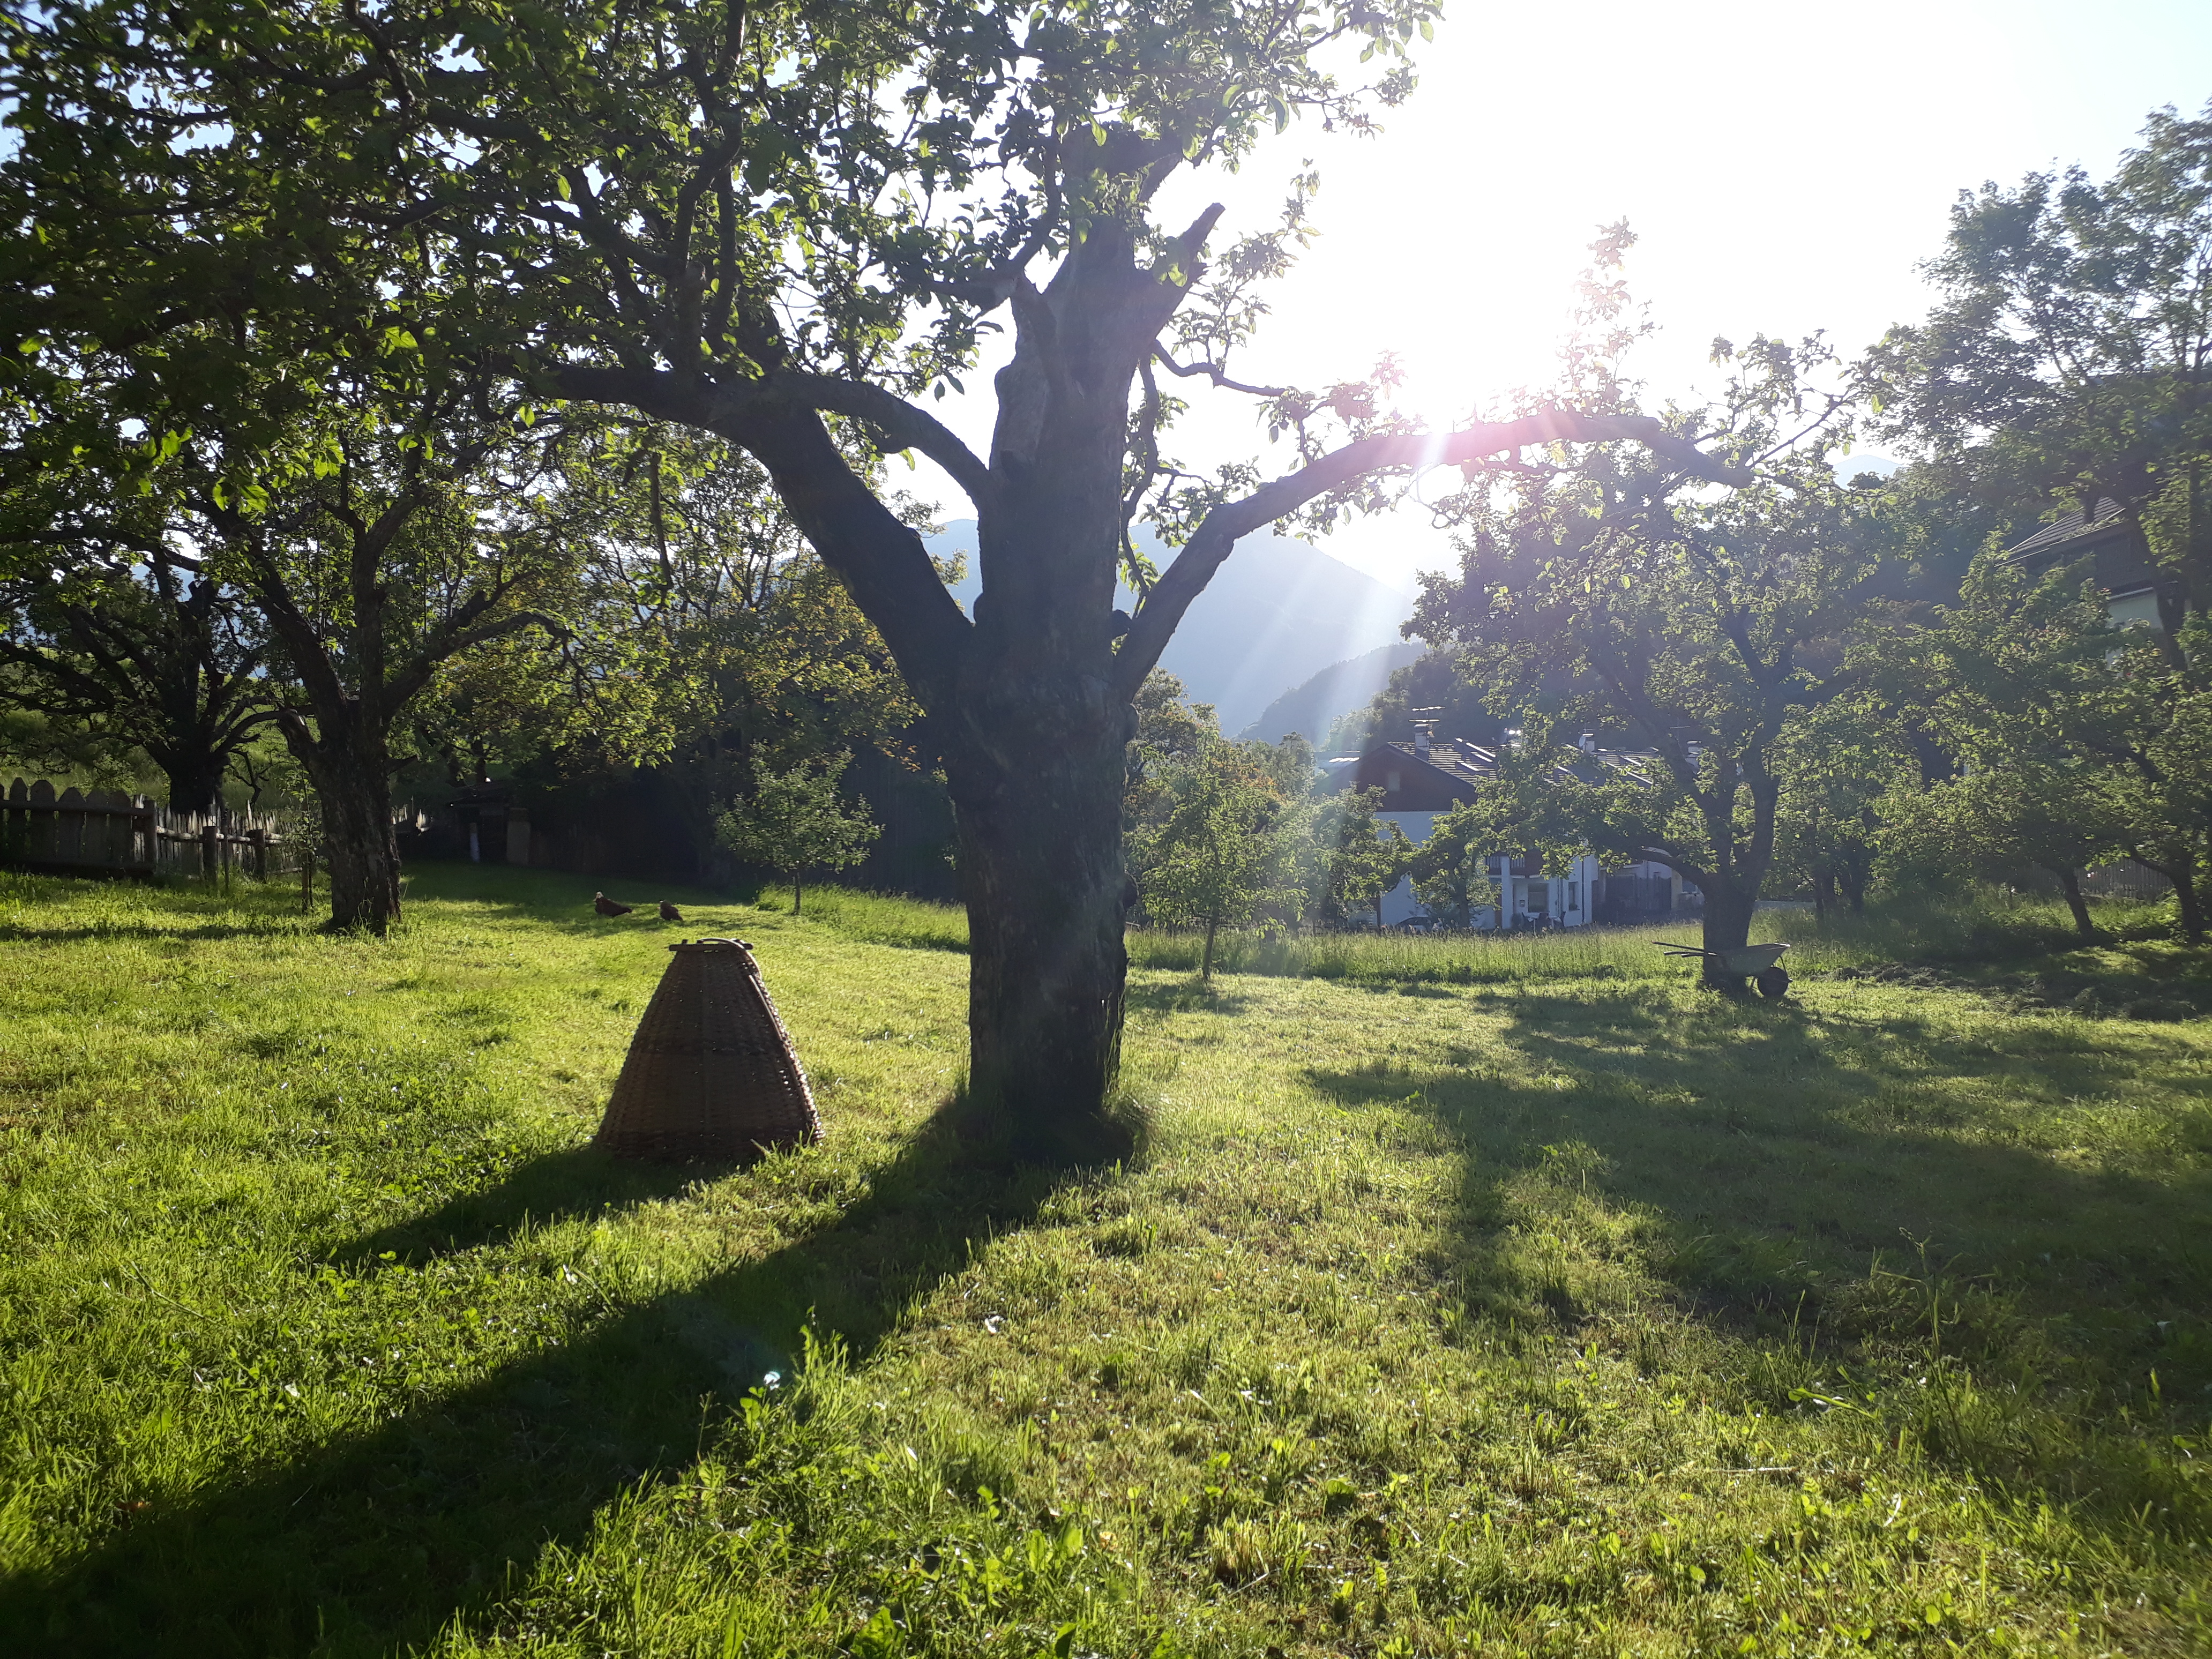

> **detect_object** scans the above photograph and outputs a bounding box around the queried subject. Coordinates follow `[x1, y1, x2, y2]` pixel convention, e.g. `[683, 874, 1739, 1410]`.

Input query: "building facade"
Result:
[1325, 733, 1688, 929]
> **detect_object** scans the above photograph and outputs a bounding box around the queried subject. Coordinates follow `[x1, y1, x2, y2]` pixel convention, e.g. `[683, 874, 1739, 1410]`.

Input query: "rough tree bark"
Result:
[154, 745, 233, 818]
[1685, 762, 1781, 989]
[277, 705, 402, 933]
[1698, 883, 1761, 987]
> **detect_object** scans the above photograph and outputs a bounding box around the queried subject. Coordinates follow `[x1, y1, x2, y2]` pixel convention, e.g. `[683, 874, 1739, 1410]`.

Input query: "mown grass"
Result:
[1, 863, 2208, 1656]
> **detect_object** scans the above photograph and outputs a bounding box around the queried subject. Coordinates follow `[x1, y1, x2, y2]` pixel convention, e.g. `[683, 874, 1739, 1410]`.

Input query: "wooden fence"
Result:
[3, 778, 294, 883]
[2083, 863, 2173, 903]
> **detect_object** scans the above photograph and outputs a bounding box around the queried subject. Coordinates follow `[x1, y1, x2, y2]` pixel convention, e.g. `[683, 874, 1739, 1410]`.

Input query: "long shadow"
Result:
[1319, 984, 2212, 1318]
[0, 918, 313, 945]
[1308, 983, 2212, 1512]
[1123, 980, 1256, 1016]
[0, 1103, 1082, 1659]
[332, 1148, 707, 1272]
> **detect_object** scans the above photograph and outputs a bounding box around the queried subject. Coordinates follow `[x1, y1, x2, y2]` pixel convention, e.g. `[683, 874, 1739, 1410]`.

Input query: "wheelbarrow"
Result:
[1653, 940, 1792, 998]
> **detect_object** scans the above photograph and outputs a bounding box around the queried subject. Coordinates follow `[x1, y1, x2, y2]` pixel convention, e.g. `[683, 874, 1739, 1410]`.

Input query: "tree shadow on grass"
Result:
[0, 1102, 1084, 1659]
[1308, 983, 2212, 1521]
[0, 917, 315, 945]
[1323, 984, 2212, 1325]
[1124, 979, 1257, 1017]
[330, 1147, 709, 1272]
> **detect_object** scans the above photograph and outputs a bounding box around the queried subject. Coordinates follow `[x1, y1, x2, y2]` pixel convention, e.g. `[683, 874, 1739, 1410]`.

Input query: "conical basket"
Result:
[594, 938, 823, 1160]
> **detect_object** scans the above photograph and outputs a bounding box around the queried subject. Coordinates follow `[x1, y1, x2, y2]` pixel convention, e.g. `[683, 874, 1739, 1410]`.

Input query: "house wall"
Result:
[1371, 810, 1601, 928]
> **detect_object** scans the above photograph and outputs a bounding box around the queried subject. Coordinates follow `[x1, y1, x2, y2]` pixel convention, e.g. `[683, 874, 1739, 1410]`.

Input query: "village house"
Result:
[1323, 726, 1690, 929]
[2005, 497, 2172, 632]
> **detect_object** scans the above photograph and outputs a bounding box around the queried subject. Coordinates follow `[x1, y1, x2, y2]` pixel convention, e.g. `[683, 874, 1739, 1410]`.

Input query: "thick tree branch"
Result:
[552, 363, 997, 512]
[552, 366, 973, 707]
[385, 603, 565, 713]
[1114, 410, 1755, 697]
[765, 372, 998, 511]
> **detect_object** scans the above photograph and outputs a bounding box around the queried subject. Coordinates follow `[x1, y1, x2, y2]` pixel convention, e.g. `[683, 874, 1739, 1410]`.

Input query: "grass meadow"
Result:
[0, 863, 2207, 1656]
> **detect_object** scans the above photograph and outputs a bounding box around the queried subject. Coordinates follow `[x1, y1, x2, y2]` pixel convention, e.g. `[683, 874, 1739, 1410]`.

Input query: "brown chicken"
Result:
[657, 900, 684, 922]
[593, 892, 636, 918]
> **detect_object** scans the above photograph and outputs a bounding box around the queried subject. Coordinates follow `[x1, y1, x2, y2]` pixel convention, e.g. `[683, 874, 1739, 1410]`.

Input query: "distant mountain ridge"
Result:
[924, 520, 1414, 733]
[1238, 641, 1424, 745]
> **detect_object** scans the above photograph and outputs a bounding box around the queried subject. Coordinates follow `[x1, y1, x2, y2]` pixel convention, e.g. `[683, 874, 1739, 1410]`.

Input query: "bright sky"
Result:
[917, 0, 2212, 594]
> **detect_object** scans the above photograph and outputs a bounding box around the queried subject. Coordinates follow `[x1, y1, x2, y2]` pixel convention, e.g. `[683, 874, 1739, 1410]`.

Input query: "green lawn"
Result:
[1, 864, 2207, 1656]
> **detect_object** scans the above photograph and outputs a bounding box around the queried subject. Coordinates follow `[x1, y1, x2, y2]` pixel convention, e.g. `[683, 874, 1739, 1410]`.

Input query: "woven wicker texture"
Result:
[594, 938, 823, 1160]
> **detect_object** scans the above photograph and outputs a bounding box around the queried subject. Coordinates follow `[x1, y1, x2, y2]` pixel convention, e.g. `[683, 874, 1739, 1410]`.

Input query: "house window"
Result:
[1385, 770, 1401, 794]
[2109, 588, 2161, 630]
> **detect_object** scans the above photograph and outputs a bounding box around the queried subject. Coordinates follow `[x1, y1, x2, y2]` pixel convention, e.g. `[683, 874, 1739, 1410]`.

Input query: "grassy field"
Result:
[1, 864, 2207, 1656]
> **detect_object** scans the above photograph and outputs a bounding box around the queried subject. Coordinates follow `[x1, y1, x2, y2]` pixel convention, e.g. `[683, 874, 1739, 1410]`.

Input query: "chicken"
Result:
[593, 892, 636, 918]
[657, 900, 684, 922]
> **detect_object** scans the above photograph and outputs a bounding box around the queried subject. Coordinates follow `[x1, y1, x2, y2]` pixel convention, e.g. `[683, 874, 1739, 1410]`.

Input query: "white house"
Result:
[1325, 729, 1691, 929]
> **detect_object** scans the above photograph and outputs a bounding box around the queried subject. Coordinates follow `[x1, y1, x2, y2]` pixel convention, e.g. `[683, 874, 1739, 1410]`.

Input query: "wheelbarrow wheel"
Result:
[1756, 965, 1791, 1000]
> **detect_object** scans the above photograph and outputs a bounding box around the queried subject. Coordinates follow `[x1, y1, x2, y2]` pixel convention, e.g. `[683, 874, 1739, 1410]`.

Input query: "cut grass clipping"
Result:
[0, 863, 2207, 1656]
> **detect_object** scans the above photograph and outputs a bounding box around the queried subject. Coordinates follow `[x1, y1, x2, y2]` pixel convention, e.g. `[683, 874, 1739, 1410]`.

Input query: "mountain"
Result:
[1238, 640, 1424, 745]
[923, 520, 1414, 733]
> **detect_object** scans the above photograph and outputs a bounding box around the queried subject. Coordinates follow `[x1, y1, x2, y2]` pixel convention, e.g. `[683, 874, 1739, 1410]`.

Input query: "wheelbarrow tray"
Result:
[1653, 941, 1791, 975]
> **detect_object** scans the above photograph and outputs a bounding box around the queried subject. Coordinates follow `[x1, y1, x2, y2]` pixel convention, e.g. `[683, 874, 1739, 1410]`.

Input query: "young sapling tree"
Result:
[717, 752, 881, 917]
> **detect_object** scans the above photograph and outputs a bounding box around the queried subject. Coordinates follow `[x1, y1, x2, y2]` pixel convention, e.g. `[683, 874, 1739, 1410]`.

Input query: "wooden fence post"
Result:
[200, 823, 218, 881]
[28, 780, 55, 864]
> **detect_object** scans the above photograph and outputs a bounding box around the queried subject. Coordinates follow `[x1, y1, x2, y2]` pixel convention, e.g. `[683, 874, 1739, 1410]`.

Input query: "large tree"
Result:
[1411, 332, 1886, 976]
[1870, 103, 2212, 619]
[4, 0, 1747, 1150]
[6, 356, 605, 928]
[1893, 548, 2211, 940]
[1867, 105, 2212, 943]
[0, 545, 273, 814]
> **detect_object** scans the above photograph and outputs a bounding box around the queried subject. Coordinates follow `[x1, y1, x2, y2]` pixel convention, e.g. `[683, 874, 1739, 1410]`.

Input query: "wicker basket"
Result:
[594, 938, 823, 1160]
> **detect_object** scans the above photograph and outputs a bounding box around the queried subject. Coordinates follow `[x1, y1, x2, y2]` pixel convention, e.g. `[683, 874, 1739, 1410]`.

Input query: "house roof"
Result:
[1335, 736, 1671, 808]
[1397, 737, 1499, 786]
[2004, 499, 2129, 562]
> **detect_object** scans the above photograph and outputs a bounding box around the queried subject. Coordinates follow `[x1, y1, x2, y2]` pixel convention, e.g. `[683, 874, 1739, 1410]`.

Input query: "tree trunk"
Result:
[1201, 917, 1217, 981]
[278, 710, 401, 935]
[944, 698, 1132, 1163]
[1698, 883, 1758, 990]
[793, 873, 803, 916]
[2176, 865, 2205, 945]
[160, 750, 229, 817]
[2051, 865, 2095, 938]
[1812, 864, 1834, 923]
[2131, 851, 2204, 944]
